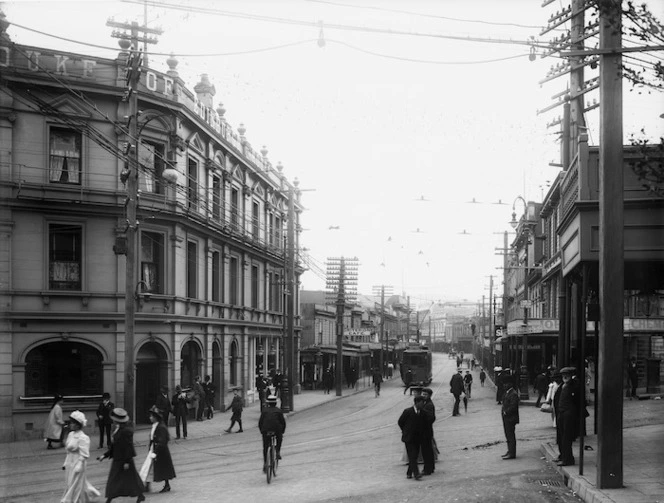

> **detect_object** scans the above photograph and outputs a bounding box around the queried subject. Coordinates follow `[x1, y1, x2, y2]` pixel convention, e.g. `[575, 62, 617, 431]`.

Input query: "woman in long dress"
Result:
[61, 410, 100, 503]
[99, 408, 145, 503]
[46, 394, 65, 449]
[144, 405, 176, 493]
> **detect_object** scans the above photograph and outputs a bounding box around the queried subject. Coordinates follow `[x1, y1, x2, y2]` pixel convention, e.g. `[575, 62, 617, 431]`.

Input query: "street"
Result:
[1, 353, 585, 503]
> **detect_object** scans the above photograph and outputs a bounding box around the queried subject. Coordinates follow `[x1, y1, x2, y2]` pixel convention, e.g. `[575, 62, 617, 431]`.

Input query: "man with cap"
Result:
[420, 388, 437, 475]
[224, 387, 244, 433]
[501, 374, 520, 459]
[99, 408, 145, 503]
[258, 395, 286, 471]
[96, 392, 114, 449]
[449, 368, 465, 416]
[557, 367, 580, 466]
[398, 395, 427, 481]
[463, 370, 473, 399]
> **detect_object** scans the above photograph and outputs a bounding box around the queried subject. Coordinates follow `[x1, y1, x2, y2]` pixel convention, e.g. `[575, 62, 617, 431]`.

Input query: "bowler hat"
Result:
[110, 407, 129, 423]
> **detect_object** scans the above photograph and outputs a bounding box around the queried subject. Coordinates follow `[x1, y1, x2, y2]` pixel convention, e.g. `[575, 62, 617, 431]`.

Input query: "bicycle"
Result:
[265, 431, 278, 483]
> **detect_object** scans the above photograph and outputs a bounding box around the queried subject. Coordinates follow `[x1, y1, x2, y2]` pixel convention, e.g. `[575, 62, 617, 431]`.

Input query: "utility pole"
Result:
[281, 184, 296, 413]
[372, 285, 392, 376]
[597, 0, 623, 489]
[327, 257, 358, 397]
[108, 19, 160, 423]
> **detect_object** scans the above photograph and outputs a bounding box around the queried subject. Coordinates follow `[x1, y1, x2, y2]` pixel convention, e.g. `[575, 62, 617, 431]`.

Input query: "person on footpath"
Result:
[449, 368, 465, 416]
[143, 406, 176, 493]
[420, 388, 437, 475]
[193, 375, 206, 421]
[61, 410, 101, 503]
[98, 408, 145, 503]
[398, 395, 427, 481]
[557, 367, 581, 466]
[224, 387, 244, 433]
[258, 395, 286, 471]
[256, 373, 268, 405]
[501, 375, 520, 460]
[171, 385, 189, 440]
[463, 370, 474, 399]
[46, 394, 66, 450]
[203, 375, 215, 419]
[479, 367, 487, 387]
[627, 357, 638, 399]
[322, 368, 334, 394]
[155, 386, 171, 428]
[372, 367, 384, 397]
[95, 393, 114, 450]
[534, 370, 550, 407]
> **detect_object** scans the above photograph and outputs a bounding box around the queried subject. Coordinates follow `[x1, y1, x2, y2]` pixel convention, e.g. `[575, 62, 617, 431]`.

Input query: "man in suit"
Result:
[420, 388, 436, 475]
[155, 386, 172, 428]
[449, 368, 465, 416]
[501, 374, 520, 459]
[398, 395, 427, 481]
[557, 366, 580, 466]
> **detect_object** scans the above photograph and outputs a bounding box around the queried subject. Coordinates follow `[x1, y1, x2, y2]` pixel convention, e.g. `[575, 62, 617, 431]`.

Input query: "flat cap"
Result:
[560, 366, 576, 374]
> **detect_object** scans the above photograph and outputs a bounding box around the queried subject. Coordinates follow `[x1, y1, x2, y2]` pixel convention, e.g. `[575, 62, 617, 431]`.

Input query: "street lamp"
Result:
[510, 196, 531, 400]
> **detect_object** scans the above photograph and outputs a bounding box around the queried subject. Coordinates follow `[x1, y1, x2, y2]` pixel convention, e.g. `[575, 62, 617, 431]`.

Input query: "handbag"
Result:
[540, 402, 552, 413]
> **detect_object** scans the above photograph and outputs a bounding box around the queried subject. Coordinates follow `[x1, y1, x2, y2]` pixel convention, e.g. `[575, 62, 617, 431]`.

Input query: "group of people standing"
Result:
[397, 387, 437, 480]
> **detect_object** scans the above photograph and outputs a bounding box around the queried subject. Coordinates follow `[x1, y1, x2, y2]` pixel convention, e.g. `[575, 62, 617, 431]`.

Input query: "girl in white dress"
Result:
[61, 410, 101, 503]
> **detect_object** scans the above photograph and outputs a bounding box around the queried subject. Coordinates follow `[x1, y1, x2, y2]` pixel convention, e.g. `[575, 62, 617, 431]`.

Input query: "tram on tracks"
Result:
[400, 344, 432, 386]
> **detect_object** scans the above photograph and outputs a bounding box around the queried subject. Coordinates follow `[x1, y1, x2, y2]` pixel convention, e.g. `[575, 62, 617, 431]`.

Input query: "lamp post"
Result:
[510, 196, 531, 400]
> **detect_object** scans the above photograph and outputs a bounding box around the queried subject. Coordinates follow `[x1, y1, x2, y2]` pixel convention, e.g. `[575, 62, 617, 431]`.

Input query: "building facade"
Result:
[0, 21, 302, 440]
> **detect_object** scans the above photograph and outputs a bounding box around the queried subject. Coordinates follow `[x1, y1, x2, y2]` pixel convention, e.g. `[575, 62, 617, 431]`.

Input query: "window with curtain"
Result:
[49, 223, 82, 290]
[140, 231, 164, 293]
[138, 141, 165, 194]
[49, 127, 81, 184]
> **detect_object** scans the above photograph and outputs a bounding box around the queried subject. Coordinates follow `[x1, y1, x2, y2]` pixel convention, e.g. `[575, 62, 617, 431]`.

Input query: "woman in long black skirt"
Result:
[146, 405, 176, 492]
[99, 408, 145, 503]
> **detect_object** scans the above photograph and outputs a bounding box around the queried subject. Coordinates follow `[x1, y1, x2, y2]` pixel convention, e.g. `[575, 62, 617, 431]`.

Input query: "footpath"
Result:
[485, 371, 664, 503]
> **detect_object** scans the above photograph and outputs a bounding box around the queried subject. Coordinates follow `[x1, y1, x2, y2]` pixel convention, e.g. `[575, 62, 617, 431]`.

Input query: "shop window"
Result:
[140, 231, 164, 294]
[49, 223, 82, 290]
[49, 127, 81, 185]
[25, 342, 102, 397]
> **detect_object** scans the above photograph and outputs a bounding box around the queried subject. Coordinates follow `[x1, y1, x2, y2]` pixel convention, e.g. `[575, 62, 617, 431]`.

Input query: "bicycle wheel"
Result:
[272, 444, 278, 478]
[266, 445, 273, 484]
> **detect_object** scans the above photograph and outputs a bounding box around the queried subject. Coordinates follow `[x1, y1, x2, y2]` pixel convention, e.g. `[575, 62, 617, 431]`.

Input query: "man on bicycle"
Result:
[258, 395, 286, 470]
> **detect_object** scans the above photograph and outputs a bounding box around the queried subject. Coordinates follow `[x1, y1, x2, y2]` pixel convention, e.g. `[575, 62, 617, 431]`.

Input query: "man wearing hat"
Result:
[100, 408, 145, 503]
[224, 387, 245, 433]
[449, 368, 464, 416]
[420, 388, 437, 475]
[557, 367, 580, 466]
[259, 395, 286, 471]
[501, 374, 520, 460]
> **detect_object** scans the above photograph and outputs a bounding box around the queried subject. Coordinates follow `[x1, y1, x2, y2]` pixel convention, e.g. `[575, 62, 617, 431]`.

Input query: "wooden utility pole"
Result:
[107, 19, 160, 423]
[597, 0, 623, 489]
[281, 185, 296, 412]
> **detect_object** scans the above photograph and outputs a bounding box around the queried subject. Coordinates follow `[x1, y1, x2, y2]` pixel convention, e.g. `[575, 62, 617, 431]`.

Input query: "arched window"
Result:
[180, 341, 201, 388]
[25, 342, 103, 396]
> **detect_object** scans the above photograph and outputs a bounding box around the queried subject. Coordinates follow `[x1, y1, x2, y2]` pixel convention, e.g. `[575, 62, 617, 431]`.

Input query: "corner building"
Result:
[0, 21, 303, 440]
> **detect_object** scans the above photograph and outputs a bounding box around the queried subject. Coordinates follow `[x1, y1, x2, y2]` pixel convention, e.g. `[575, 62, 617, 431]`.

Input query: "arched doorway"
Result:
[229, 339, 239, 387]
[212, 340, 221, 410]
[180, 340, 202, 389]
[136, 342, 168, 424]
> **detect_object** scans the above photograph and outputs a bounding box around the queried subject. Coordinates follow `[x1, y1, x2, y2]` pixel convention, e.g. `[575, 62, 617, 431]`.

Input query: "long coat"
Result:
[397, 406, 426, 444]
[103, 425, 144, 498]
[501, 387, 520, 424]
[449, 373, 464, 396]
[150, 423, 176, 483]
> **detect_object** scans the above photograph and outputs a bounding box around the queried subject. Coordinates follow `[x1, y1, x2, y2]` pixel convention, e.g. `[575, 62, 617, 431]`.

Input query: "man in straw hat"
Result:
[98, 408, 145, 503]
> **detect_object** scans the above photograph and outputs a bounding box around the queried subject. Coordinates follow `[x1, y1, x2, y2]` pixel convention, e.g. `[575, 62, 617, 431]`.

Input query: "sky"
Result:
[2, 0, 663, 308]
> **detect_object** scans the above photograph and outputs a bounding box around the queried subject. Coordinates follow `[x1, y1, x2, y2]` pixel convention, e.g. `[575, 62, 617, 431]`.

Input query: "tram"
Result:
[400, 344, 432, 386]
